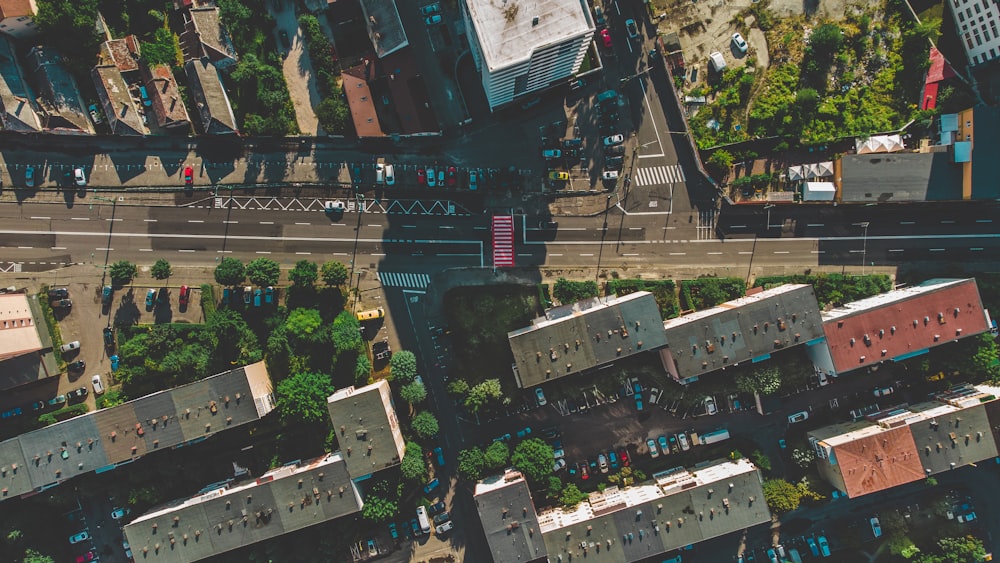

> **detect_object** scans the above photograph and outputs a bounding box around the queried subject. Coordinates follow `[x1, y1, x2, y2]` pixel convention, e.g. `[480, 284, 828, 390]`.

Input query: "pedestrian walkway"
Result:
[634, 164, 685, 187]
[377, 271, 431, 289]
[491, 215, 515, 267]
[696, 209, 716, 240]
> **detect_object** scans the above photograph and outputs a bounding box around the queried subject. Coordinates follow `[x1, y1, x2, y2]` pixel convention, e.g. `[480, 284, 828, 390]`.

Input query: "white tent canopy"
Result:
[803, 182, 836, 201]
[787, 165, 804, 181]
[855, 134, 904, 154]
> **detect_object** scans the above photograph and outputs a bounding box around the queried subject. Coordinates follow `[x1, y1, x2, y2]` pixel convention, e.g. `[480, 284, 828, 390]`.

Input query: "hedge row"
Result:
[753, 273, 892, 307]
[605, 279, 679, 319]
[680, 277, 746, 311]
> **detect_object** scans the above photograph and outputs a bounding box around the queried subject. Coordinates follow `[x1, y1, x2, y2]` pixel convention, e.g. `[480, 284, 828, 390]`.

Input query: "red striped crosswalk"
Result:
[492, 215, 515, 268]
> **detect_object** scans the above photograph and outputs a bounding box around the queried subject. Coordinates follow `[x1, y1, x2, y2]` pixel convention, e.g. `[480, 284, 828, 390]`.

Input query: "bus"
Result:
[356, 307, 384, 322]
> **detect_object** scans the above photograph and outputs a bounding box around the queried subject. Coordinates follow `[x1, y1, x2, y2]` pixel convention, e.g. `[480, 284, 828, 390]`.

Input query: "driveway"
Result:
[271, 3, 322, 135]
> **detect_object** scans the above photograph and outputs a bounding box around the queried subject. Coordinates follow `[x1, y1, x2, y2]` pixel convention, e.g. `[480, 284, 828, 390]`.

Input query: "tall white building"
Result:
[949, 0, 1000, 66]
[462, 0, 594, 111]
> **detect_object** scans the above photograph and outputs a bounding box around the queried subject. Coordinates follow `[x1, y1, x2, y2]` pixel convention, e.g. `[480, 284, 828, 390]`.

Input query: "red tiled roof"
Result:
[926, 47, 957, 83]
[342, 63, 384, 138]
[823, 279, 989, 374]
[833, 426, 923, 498]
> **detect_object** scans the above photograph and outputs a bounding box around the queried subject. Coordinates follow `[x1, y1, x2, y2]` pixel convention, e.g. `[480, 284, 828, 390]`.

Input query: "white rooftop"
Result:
[465, 0, 593, 70]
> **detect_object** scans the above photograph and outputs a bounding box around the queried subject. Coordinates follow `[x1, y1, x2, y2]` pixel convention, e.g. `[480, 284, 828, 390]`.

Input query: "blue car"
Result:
[608, 450, 619, 470]
[434, 446, 445, 466]
[110, 355, 120, 372]
[388, 522, 398, 539]
[423, 479, 440, 494]
[634, 382, 643, 411]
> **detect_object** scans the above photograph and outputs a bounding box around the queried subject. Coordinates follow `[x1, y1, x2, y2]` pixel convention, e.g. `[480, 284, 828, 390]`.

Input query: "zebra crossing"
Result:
[377, 271, 431, 289]
[696, 210, 717, 240]
[634, 164, 686, 187]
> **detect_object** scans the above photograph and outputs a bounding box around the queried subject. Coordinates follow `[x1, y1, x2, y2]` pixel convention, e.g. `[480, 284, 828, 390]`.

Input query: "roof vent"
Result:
[532, 16, 539, 26]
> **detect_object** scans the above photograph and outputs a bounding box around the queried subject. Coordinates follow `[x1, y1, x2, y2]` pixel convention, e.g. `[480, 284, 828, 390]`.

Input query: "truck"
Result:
[697, 429, 731, 445]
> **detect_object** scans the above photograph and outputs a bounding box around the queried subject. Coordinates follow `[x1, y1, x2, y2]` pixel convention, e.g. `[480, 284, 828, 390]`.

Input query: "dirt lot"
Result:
[653, 0, 855, 82]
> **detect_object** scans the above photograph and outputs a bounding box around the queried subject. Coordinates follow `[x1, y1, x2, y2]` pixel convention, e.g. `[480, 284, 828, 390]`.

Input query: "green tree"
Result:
[275, 372, 334, 423]
[483, 441, 509, 471]
[390, 351, 418, 383]
[707, 149, 734, 177]
[150, 259, 172, 280]
[546, 476, 563, 499]
[465, 379, 503, 413]
[400, 441, 427, 482]
[34, 0, 101, 72]
[411, 411, 439, 439]
[511, 438, 555, 483]
[559, 483, 588, 507]
[915, 535, 986, 563]
[751, 450, 772, 472]
[888, 534, 919, 558]
[285, 308, 323, 340]
[400, 381, 427, 405]
[950, 333, 1000, 381]
[762, 478, 802, 513]
[140, 28, 181, 67]
[795, 87, 820, 115]
[246, 257, 280, 286]
[736, 367, 782, 395]
[316, 97, 350, 134]
[22, 549, 55, 563]
[808, 23, 843, 61]
[791, 447, 816, 468]
[321, 261, 349, 286]
[552, 278, 599, 303]
[447, 379, 470, 396]
[457, 447, 485, 481]
[108, 260, 138, 285]
[289, 260, 318, 287]
[354, 355, 371, 384]
[361, 487, 398, 523]
[214, 258, 245, 286]
[331, 311, 362, 353]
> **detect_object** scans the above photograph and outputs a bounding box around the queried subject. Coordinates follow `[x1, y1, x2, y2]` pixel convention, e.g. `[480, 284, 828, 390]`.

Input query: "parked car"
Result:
[446, 166, 457, 186]
[658, 436, 670, 455]
[29, 401, 44, 411]
[436, 521, 454, 534]
[541, 149, 562, 159]
[605, 156, 624, 169]
[68, 387, 88, 401]
[731, 32, 749, 53]
[68, 531, 90, 544]
[51, 299, 72, 308]
[60, 341, 80, 353]
[324, 200, 345, 216]
[597, 454, 609, 473]
[429, 501, 446, 515]
[516, 427, 532, 438]
[91, 374, 105, 395]
[88, 104, 103, 124]
[649, 387, 661, 405]
[704, 396, 718, 415]
[24, 165, 34, 188]
[184, 166, 194, 186]
[608, 450, 618, 470]
[73, 167, 87, 186]
[634, 382, 643, 411]
[433, 511, 450, 525]
[426, 167, 437, 187]
[548, 171, 569, 181]
[385, 164, 395, 186]
[535, 387, 547, 406]
[425, 14, 442, 25]
[602, 170, 619, 181]
[417, 168, 427, 185]
[873, 386, 894, 397]
[593, 6, 606, 27]
[145, 289, 156, 311]
[817, 536, 830, 557]
[423, 479, 440, 494]
[254, 288, 262, 307]
[600, 28, 612, 48]
[806, 537, 819, 557]
[618, 448, 629, 466]
[178, 285, 190, 307]
[553, 458, 567, 472]
[606, 144, 625, 156]
[788, 411, 809, 424]
[48, 288, 69, 299]
[1, 407, 22, 419]
[434, 446, 445, 466]
[103, 327, 114, 347]
[48, 395, 66, 406]
[101, 285, 113, 305]
[265, 286, 274, 304]
[469, 170, 478, 190]
[603, 134, 624, 146]
[677, 432, 690, 451]
[870, 517, 882, 538]
[419, 2, 440, 15]
[243, 286, 252, 304]
[647, 438, 660, 458]
[625, 18, 639, 39]
[112, 507, 131, 520]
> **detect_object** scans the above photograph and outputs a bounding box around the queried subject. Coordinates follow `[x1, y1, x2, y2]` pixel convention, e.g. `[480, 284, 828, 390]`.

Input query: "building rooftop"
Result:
[326, 380, 405, 480]
[0, 362, 274, 502]
[840, 152, 963, 202]
[0, 293, 42, 362]
[473, 470, 547, 563]
[535, 459, 768, 563]
[465, 0, 593, 71]
[123, 453, 361, 563]
[358, 0, 408, 58]
[341, 63, 384, 138]
[99, 36, 141, 74]
[508, 292, 668, 389]
[24, 46, 93, 134]
[0, 36, 41, 132]
[660, 284, 824, 383]
[184, 58, 236, 134]
[91, 64, 145, 135]
[821, 278, 990, 375]
[187, 7, 238, 66]
[0, 0, 35, 19]
[809, 421, 923, 498]
[970, 105, 1000, 200]
[142, 63, 190, 129]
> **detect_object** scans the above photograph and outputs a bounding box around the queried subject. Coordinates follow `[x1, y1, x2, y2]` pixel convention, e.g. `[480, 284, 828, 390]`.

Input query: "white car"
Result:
[732, 32, 748, 53]
[91, 374, 105, 395]
[677, 432, 690, 451]
[870, 517, 882, 538]
[646, 438, 660, 458]
[73, 167, 87, 186]
[873, 386, 894, 397]
[602, 134, 624, 147]
[436, 520, 454, 534]
[384, 164, 395, 186]
[602, 170, 619, 181]
[788, 411, 809, 424]
[535, 387, 547, 406]
[426, 167, 437, 187]
[60, 341, 81, 353]
[553, 448, 565, 459]
[704, 396, 718, 415]
[553, 458, 567, 472]
[649, 387, 661, 405]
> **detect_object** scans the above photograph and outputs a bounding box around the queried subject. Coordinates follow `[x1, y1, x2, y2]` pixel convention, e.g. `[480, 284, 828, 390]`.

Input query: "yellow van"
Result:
[356, 307, 385, 321]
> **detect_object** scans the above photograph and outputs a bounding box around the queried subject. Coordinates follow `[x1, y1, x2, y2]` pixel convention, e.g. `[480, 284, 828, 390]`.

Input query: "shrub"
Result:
[553, 278, 599, 304]
[680, 277, 746, 310]
[606, 279, 678, 318]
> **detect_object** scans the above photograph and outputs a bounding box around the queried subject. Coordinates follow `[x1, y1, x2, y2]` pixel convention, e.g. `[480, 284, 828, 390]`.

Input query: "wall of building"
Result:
[949, 0, 1000, 66]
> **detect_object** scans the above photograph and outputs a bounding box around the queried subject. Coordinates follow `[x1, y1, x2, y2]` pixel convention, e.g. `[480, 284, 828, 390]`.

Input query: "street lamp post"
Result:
[90, 194, 118, 281]
[855, 221, 870, 275]
[763, 204, 775, 233]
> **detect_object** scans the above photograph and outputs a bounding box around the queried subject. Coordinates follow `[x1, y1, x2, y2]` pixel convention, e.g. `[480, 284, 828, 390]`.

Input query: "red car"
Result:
[417, 168, 426, 185]
[76, 552, 96, 563]
[446, 166, 457, 186]
[183, 166, 194, 185]
[618, 448, 630, 467]
[579, 462, 589, 480]
[600, 29, 612, 48]
[178, 285, 190, 307]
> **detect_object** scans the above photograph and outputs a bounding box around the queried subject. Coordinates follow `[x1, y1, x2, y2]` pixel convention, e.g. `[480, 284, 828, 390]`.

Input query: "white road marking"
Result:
[17, 246, 32, 249]
[971, 247, 984, 251]
[439, 226, 455, 229]
[900, 221, 915, 225]
[51, 247, 66, 250]
[144, 219, 158, 222]
[367, 224, 382, 228]
[178, 249, 196, 253]
[888, 249, 904, 252]
[96, 247, 113, 251]
[977, 220, 992, 223]
[669, 252, 686, 256]
[260, 221, 274, 225]
[295, 252, 311, 255]
[30, 217, 50, 220]
[403, 225, 417, 228]
[224, 221, 238, 224]
[738, 251, 753, 255]
[295, 222, 311, 226]
[550, 253, 563, 256]
[773, 251, 789, 254]
[623, 253, 640, 256]
[807, 223, 824, 227]
[188, 220, 204, 223]
[71, 217, 89, 221]
[256, 251, 272, 254]
[139, 248, 153, 252]
[707, 252, 723, 255]
[580, 253, 594, 256]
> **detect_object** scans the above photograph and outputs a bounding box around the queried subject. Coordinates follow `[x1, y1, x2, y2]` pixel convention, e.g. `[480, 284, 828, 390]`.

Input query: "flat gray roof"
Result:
[473, 471, 547, 563]
[660, 285, 824, 382]
[508, 292, 668, 389]
[358, 0, 408, 58]
[326, 380, 405, 480]
[124, 453, 361, 563]
[840, 152, 963, 202]
[0, 362, 274, 501]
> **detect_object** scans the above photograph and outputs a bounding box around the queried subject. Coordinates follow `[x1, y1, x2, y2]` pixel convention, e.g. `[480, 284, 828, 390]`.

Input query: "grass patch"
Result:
[753, 273, 892, 307]
[443, 285, 541, 392]
[37, 403, 89, 426]
[200, 284, 216, 317]
[553, 278, 600, 304]
[680, 277, 746, 310]
[37, 285, 64, 365]
[606, 279, 679, 319]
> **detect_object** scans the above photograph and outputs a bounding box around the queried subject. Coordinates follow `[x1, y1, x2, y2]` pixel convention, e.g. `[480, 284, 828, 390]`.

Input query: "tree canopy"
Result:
[399, 381, 427, 405]
[246, 258, 280, 287]
[465, 379, 503, 413]
[915, 535, 986, 563]
[511, 438, 555, 483]
[361, 480, 398, 523]
[321, 261, 349, 286]
[108, 260, 138, 286]
[736, 367, 782, 396]
[285, 308, 324, 341]
[553, 278, 599, 304]
[457, 447, 485, 481]
[390, 351, 417, 383]
[331, 311, 362, 353]
[214, 258, 245, 286]
[400, 441, 427, 482]
[411, 411, 439, 439]
[483, 441, 509, 471]
[150, 259, 172, 280]
[289, 260, 318, 287]
[275, 372, 335, 424]
[559, 483, 588, 507]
